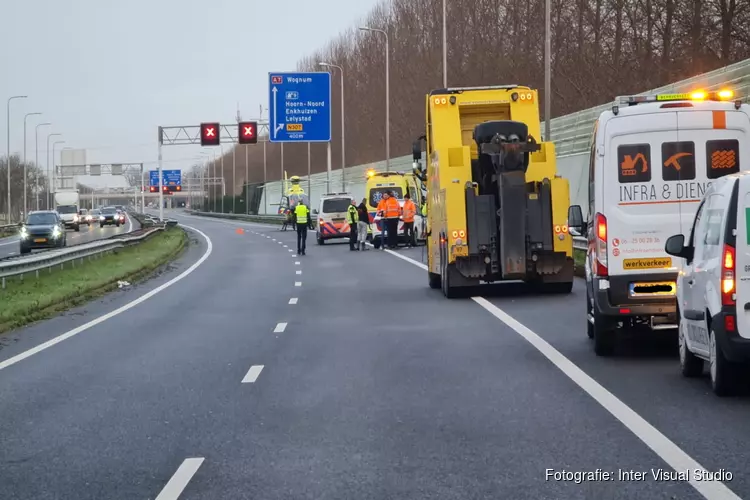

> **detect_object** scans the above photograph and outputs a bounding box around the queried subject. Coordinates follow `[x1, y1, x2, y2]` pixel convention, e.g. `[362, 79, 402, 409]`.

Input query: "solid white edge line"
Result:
[273, 322, 287, 333]
[289, 298, 298, 304]
[381, 246, 740, 500]
[155, 457, 205, 500]
[0, 224, 213, 372]
[294, 282, 302, 287]
[241, 364, 264, 383]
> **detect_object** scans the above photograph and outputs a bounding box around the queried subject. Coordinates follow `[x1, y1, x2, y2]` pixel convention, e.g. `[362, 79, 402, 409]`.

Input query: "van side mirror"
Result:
[665, 234, 692, 261]
[412, 140, 422, 162]
[567, 205, 584, 232]
[312, 209, 318, 215]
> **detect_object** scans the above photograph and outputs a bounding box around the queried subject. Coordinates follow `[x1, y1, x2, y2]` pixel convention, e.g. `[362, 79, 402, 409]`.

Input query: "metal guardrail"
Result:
[0, 226, 167, 288]
[573, 236, 586, 251]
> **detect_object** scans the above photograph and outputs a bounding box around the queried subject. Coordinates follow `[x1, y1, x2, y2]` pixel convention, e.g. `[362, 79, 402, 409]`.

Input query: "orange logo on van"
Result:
[711, 150, 736, 169]
[620, 153, 648, 176]
[664, 152, 692, 171]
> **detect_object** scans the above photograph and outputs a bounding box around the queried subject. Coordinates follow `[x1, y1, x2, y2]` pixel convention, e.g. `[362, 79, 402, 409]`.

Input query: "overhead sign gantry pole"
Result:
[156, 121, 264, 221]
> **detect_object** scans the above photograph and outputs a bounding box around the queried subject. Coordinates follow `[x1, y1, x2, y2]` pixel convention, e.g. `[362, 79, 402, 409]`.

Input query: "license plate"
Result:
[622, 257, 672, 270]
[33, 238, 46, 243]
[452, 245, 468, 257]
[629, 281, 676, 297]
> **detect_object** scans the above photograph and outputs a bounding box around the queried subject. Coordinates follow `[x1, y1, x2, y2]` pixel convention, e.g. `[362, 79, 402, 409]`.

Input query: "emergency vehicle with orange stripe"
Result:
[316, 192, 357, 244]
[364, 170, 427, 249]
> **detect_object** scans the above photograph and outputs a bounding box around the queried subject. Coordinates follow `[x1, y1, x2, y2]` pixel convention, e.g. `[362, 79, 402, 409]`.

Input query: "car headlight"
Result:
[52, 226, 62, 237]
[99, 216, 105, 220]
[73, 215, 79, 222]
[19, 227, 28, 239]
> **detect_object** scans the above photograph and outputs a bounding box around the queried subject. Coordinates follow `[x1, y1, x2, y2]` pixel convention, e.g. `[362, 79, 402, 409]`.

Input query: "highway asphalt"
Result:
[0, 209, 745, 499]
[0, 213, 137, 260]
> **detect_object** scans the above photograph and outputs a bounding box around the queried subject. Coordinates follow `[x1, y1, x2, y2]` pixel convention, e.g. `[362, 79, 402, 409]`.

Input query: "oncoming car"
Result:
[19, 211, 66, 254]
[99, 206, 122, 227]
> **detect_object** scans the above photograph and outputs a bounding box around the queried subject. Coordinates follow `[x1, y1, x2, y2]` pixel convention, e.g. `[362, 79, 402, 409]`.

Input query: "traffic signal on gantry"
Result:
[200, 122, 220, 146]
[238, 121, 258, 144]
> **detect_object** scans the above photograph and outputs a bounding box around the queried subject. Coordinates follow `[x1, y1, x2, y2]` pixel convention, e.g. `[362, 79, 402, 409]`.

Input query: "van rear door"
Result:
[675, 105, 747, 234]
[735, 186, 750, 339]
[603, 111, 683, 277]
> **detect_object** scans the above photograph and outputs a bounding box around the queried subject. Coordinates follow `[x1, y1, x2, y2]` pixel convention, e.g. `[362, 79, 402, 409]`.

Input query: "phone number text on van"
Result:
[619, 181, 710, 204]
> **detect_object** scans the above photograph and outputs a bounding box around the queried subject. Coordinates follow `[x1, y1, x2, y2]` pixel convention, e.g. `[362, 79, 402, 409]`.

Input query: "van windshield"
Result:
[322, 198, 351, 213]
[369, 187, 403, 207]
[56, 205, 77, 214]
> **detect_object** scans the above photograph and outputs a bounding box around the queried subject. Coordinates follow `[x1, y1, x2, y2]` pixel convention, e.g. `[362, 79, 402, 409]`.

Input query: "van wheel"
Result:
[74, 225, 80, 232]
[679, 321, 703, 377]
[709, 327, 738, 396]
[373, 238, 381, 249]
[586, 286, 595, 339]
[317, 234, 324, 245]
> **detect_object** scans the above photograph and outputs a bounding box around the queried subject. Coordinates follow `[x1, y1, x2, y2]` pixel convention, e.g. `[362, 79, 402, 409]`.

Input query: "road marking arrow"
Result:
[272, 87, 281, 138]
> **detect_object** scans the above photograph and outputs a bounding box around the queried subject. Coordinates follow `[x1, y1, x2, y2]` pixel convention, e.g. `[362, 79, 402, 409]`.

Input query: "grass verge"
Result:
[0, 227, 187, 334]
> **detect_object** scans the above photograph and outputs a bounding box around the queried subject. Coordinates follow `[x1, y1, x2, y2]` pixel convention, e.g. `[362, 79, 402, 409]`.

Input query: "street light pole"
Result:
[46, 132, 61, 209]
[23, 112, 42, 217]
[544, 0, 551, 140]
[319, 62, 346, 191]
[34, 122, 50, 211]
[359, 28, 390, 171]
[52, 141, 65, 202]
[442, 0, 447, 87]
[6, 95, 27, 222]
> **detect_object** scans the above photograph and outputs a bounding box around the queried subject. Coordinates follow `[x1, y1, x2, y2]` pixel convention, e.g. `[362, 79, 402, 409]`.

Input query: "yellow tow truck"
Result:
[412, 85, 574, 298]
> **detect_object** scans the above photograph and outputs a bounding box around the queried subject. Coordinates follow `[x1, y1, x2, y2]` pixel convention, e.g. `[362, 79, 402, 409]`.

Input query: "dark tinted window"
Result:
[707, 139, 740, 179]
[56, 205, 77, 214]
[90, 210, 101, 215]
[369, 187, 403, 207]
[661, 141, 696, 181]
[27, 213, 57, 225]
[322, 198, 351, 213]
[618, 144, 651, 183]
[101, 207, 116, 214]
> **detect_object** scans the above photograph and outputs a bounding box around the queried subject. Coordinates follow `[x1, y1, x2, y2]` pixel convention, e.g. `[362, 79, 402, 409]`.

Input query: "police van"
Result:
[316, 192, 355, 244]
[665, 171, 750, 396]
[567, 89, 749, 356]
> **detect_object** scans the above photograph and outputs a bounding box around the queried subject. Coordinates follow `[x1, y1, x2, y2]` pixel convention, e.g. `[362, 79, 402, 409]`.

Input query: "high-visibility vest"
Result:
[347, 205, 359, 224]
[402, 199, 416, 222]
[385, 197, 400, 218]
[376, 198, 387, 215]
[295, 204, 309, 224]
[421, 203, 427, 216]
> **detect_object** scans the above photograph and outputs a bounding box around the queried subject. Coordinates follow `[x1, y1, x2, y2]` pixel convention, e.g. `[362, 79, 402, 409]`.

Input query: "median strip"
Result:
[0, 227, 187, 334]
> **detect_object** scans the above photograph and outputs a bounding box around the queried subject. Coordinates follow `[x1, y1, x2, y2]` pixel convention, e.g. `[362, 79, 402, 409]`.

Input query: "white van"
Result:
[665, 172, 750, 396]
[316, 192, 354, 245]
[567, 90, 750, 356]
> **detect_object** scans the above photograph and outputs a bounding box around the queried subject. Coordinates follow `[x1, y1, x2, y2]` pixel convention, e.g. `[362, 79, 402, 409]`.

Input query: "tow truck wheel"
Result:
[428, 271, 441, 289]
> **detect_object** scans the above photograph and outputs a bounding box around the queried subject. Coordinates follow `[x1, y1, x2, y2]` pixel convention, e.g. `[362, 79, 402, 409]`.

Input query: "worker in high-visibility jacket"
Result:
[356, 198, 370, 251]
[293, 201, 312, 255]
[347, 199, 359, 251]
[376, 193, 389, 251]
[401, 193, 417, 248]
[383, 191, 401, 249]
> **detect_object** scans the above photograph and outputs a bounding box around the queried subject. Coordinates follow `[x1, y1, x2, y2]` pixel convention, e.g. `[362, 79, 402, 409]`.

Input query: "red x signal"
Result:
[238, 121, 258, 144]
[200, 122, 221, 146]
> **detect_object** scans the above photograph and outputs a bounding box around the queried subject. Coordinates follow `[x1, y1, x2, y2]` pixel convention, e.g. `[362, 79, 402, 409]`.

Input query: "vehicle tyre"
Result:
[411, 229, 418, 247]
[317, 234, 324, 245]
[709, 326, 738, 396]
[373, 237, 381, 249]
[678, 318, 703, 377]
[20, 245, 30, 255]
[100, 222, 104, 228]
[441, 244, 459, 299]
[586, 285, 595, 339]
[115, 222, 120, 227]
[592, 304, 616, 356]
[74, 224, 80, 232]
[428, 271, 441, 289]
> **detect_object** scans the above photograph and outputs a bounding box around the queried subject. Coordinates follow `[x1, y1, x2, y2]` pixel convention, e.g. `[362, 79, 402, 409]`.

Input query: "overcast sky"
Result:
[1, 0, 376, 187]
